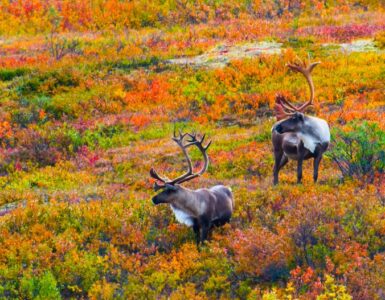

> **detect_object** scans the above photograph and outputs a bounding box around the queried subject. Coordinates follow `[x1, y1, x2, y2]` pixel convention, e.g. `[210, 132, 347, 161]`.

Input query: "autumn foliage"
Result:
[0, 1, 384, 299]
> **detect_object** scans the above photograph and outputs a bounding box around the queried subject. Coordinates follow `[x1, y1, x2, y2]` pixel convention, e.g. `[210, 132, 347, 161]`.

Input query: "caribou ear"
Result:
[275, 124, 283, 134]
[165, 184, 178, 191]
[294, 112, 304, 121]
[153, 182, 164, 192]
[298, 113, 305, 121]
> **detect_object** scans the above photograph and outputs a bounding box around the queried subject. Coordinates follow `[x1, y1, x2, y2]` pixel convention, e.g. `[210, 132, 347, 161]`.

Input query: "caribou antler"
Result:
[149, 130, 211, 190]
[274, 59, 320, 120]
[174, 132, 211, 185]
[274, 94, 296, 120]
[286, 59, 320, 111]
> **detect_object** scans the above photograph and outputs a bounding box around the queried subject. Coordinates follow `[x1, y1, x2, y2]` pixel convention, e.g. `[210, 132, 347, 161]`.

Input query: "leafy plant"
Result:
[0, 68, 27, 81]
[316, 275, 352, 300]
[21, 271, 61, 300]
[46, 7, 83, 60]
[328, 122, 385, 182]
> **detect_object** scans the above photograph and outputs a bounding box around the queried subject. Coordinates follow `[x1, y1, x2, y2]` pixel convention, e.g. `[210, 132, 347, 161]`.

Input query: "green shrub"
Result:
[16, 69, 80, 96]
[82, 125, 123, 150]
[328, 121, 385, 182]
[11, 110, 39, 128]
[110, 56, 161, 71]
[21, 271, 61, 300]
[0, 68, 27, 81]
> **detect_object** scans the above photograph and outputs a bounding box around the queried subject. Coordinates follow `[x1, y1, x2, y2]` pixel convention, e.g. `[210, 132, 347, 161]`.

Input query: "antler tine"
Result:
[150, 167, 169, 191]
[150, 167, 169, 183]
[276, 94, 297, 112]
[274, 104, 296, 120]
[186, 130, 196, 140]
[167, 132, 195, 185]
[285, 59, 320, 113]
[186, 132, 211, 149]
[173, 128, 187, 141]
[295, 61, 320, 112]
[189, 132, 208, 146]
[274, 94, 297, 120]
[175, 133, 211, 185]
[150, 131, 212, 188]
[150, 130, 192, 189]
[204, 140, 212, 151]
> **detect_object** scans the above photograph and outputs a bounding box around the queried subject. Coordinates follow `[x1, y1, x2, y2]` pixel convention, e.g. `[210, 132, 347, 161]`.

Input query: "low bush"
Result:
[0, 68, 27, 81]
[20, 271, 61, 300]
[328, 122, 385, 182]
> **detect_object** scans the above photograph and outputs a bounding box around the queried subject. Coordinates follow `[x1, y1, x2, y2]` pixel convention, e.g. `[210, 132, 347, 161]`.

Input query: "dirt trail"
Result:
[168, 39, 383, 68]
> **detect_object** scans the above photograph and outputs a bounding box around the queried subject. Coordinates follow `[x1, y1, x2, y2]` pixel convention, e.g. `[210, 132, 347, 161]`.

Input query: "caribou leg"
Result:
[297, 158, 304, 183]
[313, 143, 328, 183]
[279, 155, 289, 169]
[297, 142, 305, 184]
[193, 220, 200, 245]
[273, 150, 284, 185]
[200, 217, 210, 243]
[313, 151, 323, 183]
[313, 156, 322, 182]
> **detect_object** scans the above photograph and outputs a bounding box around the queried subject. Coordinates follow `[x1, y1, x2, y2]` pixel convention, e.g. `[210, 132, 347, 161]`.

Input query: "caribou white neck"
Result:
[300, 116, 330, 153]
[170, 205, 194, 227]
[305, 116, 330, 142]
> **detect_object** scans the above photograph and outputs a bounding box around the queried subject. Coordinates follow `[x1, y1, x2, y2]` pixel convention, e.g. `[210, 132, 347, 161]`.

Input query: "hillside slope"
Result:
[0, 2, 385, 299]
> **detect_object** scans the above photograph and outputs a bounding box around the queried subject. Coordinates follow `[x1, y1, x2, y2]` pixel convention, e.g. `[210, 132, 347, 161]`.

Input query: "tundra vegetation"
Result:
[0, 1, 384, 299]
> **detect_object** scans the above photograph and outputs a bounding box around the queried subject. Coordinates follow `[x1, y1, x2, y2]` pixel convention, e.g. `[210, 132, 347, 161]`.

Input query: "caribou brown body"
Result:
[150, 131, 234, 245]
[272, 60, 330, 185]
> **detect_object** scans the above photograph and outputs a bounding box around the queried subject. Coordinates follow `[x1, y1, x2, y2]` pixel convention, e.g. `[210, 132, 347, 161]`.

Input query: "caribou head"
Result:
[150, 130, 234, 245]
[272, 60, 330, 185]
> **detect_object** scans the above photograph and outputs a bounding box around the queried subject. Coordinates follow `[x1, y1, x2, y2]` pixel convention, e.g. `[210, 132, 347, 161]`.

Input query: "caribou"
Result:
[272, 60, 330, 185]
[150, 131, 234, 245]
